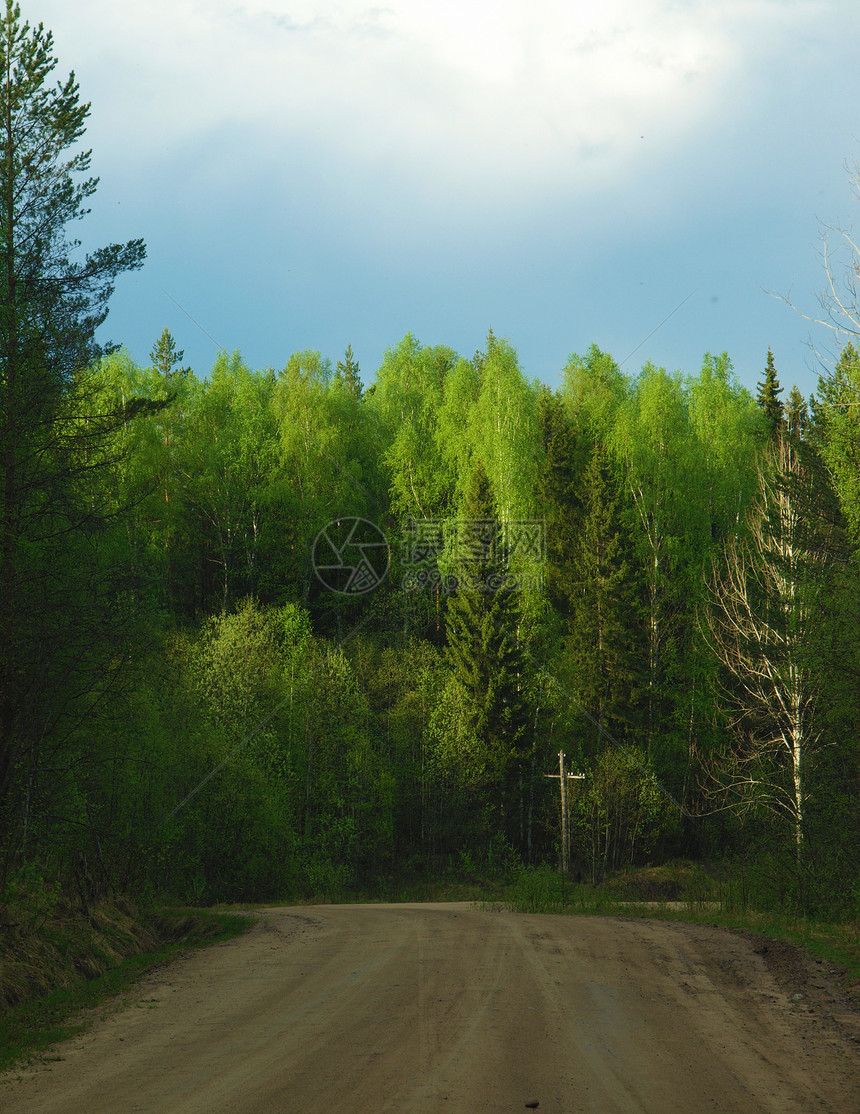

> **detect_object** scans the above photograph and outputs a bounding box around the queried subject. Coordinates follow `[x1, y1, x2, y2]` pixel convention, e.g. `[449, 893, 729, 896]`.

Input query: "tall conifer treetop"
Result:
[786, 384, 809, 437]
[335, 344, 362, 399]
[756, 348, 785, 434]
[443, 458, 529, 804]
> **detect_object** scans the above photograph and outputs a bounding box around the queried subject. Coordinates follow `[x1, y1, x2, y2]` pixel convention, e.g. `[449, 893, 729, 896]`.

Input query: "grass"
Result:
[339, 877, 511, 904]
[0, 873, 501, 1075]
[0, 899, 253, 1074]
[4, 861, 856, 1075]
[495, 862, 860, 991]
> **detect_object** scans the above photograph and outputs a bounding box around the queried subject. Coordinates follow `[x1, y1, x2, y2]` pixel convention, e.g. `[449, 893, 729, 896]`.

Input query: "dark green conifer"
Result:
[567, 441, 641, 753]
[335, 343, 362, 399]
[536, 386, 583, 618]
[444, 460, 529, 796]
[786, 384, 809, 438]
[811, 342, 859, 432]
[756, 349, 785, 434]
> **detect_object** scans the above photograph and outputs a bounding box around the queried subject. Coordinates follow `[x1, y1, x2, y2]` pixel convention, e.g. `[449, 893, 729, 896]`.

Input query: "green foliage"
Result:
[702, 429, 849, 873]
[756, 348, 785, 434]
[472, 333, 542, 525]
[687, 352, 761, 543]
[7, 321, 857, 914]
[443, 465, 529, 770]
[335, 343, 363, 399]
[0, 0, 146, 844]
[370, 333, 458, 521]
[786, 384, 809, 437]
[812, 343, 860, 547]
[560, 344, 627, 439]
[4, 0, 859, 930]
[609, 364, 705, 763]
[0, 900, 252, 1072]
[181, 355, 278, 610]
[565, 440, 643, 755]
[571, 747, 677, 882]
[536, 386, 582, 618]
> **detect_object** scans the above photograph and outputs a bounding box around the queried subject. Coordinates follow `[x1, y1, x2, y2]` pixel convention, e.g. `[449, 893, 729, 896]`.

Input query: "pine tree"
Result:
[0, 2, 146, 829]
[756, 349, 785, 434]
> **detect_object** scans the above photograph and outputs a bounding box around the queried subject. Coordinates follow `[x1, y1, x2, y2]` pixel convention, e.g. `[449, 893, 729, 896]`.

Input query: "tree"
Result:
[0, 2, 145, 839]
[756, 349, 784, 435]
[148, 328, 189, 611]
[271, 349, 344, 598]
[571, 746, 674, 883]
[610, 364, 704, 752]
[335, 344, 362, 399]
[786, 385, 809, 438]
[702, 431, 841, 864]
[472, 333, 541, 528]
[560, 344, 627, 442]
[178, 352, 278, 613]
[442, 460, 530, 846]
[536, 386, 582, 620]
[681, 353, 763, 814]
[811, 343, 860, 546]
[687, 352, 761, 544]
[781, 160, 860, 359]
[370, 334, 458, 522]
[565, 440, 641, 754]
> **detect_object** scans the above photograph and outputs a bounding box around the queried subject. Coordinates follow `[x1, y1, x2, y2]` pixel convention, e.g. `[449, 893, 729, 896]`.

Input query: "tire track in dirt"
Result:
[2, 903, 857, 1113]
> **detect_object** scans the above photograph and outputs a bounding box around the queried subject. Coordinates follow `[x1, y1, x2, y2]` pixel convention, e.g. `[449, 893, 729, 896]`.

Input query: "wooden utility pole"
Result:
[545, 750, 584, 876]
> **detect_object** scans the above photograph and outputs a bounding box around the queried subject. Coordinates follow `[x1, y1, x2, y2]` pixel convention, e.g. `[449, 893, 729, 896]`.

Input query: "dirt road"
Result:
[3, 903, 858, 1113]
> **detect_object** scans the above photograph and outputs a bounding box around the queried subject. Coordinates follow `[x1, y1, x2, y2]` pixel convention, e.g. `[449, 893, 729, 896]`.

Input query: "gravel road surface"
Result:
[3, 902, 858, 1113]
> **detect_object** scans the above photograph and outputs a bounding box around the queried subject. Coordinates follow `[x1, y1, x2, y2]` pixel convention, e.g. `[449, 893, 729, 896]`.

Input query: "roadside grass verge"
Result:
[0, 899, 253, 1074]
[495, 862, 860, 992]
[336, 878, 511, 904]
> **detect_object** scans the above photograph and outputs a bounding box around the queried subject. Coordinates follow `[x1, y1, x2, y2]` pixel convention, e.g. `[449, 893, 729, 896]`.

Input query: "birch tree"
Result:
[702, 432, 838, 859]
[611, 364, 704, 748]
[371, 334, 457, 521]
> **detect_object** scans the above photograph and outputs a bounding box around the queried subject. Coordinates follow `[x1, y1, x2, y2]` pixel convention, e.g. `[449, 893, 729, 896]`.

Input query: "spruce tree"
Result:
[443, 459, 529, 839]
[756, 349, 785, 434]
[335, 343, 362, 399]
[810, 343, 860, 544]
[811, 342, 860, 432]
[536, 386, 582, 619]
[786, 384, 809, 438]
[149, 328, 189, 612]
[567, 440, 641, 753]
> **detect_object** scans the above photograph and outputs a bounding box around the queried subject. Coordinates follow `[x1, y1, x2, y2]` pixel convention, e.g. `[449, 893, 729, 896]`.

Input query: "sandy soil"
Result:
[2, 902, 858, 1113]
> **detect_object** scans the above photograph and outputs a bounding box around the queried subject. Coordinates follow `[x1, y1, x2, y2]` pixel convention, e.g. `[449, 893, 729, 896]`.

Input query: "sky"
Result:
[29, 0, 860, 399]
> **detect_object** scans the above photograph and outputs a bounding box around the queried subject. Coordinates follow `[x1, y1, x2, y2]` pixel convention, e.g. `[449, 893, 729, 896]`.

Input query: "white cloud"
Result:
[32, 0, 833, 213]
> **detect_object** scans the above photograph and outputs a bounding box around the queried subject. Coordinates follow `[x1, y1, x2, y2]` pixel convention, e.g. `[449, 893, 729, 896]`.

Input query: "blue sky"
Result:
[33, 0, 860, 400]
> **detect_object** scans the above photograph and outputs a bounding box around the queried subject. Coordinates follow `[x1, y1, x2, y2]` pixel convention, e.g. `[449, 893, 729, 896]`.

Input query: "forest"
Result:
[1, 1, 859, 918]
